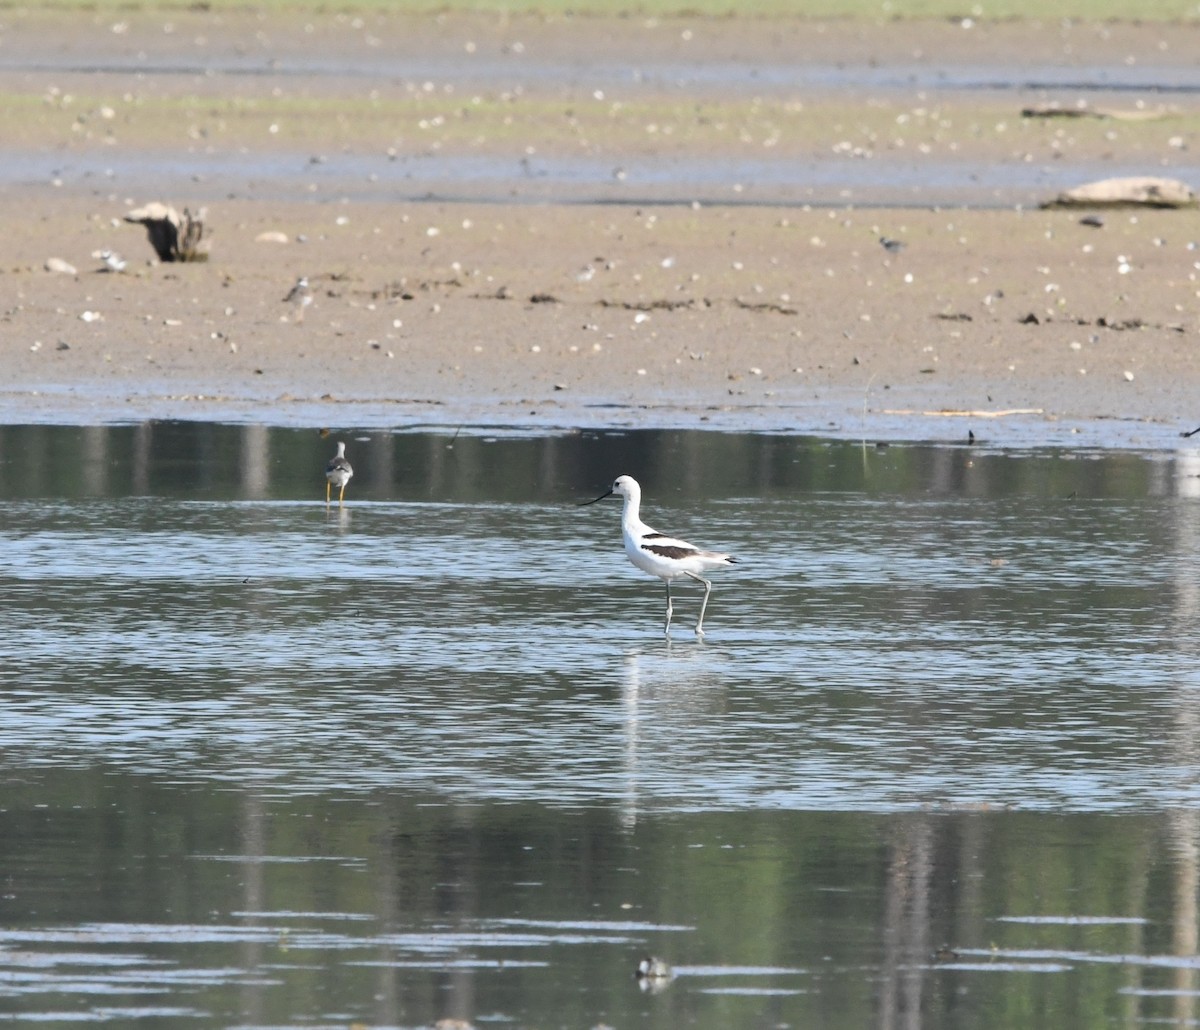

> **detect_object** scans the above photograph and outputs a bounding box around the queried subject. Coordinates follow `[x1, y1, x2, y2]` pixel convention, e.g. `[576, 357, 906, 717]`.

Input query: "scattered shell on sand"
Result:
[255, 231, 290, 244]
[45, 257, 76, 274]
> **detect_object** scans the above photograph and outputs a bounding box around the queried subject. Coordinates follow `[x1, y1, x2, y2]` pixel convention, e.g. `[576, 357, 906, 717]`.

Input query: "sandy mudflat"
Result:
[2, 9, 1199, 448]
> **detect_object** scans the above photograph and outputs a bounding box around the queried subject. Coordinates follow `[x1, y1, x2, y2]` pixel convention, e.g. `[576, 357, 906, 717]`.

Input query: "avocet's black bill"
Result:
[578, 487, 614, 506]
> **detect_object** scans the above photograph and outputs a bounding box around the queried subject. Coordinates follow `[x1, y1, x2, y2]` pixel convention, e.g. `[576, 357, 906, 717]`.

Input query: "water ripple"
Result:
[3, 486, 1200, 813]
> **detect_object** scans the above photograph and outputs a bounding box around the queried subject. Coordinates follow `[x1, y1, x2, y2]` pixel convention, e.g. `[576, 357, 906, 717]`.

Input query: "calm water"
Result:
[4, 423, 1200, 1028]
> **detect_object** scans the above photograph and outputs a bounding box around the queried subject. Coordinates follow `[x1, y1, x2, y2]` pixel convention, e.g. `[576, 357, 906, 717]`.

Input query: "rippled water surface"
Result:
[4, 423, 1200, 1028]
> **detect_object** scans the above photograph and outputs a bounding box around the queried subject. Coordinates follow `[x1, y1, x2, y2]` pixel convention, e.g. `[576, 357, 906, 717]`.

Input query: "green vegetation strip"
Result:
[8, 0, 1200, 21]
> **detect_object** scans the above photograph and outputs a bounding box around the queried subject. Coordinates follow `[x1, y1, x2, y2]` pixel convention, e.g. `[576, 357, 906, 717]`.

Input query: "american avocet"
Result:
[325, 441, 353, 506]
[284, 276, 313, 322]
[581, 475, 736, 637]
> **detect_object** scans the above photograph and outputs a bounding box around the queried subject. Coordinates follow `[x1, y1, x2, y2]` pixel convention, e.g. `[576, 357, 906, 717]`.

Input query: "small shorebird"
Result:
[98, 249, 127, 273]
[635, 955, 674, 992]
[636, 956, 672, 981]
[581, 475, 737, 637]
[284, 276, 313, 322]
[325, 441, 353, 506]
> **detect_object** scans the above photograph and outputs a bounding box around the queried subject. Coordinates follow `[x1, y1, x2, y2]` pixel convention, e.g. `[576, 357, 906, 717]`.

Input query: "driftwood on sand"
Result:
[123, 203, 210, 262]
[1022, 102, 1171, 122]
[1042, 176, 1197, 210]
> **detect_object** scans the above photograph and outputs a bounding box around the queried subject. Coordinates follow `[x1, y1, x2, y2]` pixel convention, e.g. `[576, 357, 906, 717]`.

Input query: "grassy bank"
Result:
[5, 0, 1199, 21]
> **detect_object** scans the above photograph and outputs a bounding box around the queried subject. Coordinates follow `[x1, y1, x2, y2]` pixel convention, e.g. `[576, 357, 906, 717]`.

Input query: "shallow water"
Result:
[17, 146, 1192, 210]
[4, 423, 1200, 1027]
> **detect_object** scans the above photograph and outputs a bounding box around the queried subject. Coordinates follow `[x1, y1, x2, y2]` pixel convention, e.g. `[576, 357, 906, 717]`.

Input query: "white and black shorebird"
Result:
[581, 475, 737, 637]
[636, 955, 672, 980]
[635, 955, 674, 992]
[96, 248, 126, 273]
[91, 248, 127, 272]
[284, 276, 313, 322]
[325, 441, 353, 506]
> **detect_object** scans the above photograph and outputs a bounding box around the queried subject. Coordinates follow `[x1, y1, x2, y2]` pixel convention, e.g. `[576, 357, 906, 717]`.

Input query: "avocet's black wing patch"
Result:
[643, 544, 700, 561]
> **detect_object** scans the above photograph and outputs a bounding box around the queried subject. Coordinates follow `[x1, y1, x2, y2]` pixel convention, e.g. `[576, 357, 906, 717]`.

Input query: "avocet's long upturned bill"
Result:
[581, 475, 737, 637]
[325, 441, 353, 506]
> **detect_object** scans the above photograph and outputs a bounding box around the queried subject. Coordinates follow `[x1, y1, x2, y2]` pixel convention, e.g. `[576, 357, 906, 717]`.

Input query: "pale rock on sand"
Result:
[1044, 176, 1197, 210]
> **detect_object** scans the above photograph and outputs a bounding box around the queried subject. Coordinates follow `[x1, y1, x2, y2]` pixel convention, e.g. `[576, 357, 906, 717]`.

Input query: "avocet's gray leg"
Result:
[685, 572, 713, 637]
[663, 580, 673, 637]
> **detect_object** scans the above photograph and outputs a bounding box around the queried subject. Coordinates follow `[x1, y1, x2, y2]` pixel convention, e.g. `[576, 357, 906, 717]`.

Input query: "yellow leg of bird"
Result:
[326, 481, 331, 505]
[339, 484, 346, 505]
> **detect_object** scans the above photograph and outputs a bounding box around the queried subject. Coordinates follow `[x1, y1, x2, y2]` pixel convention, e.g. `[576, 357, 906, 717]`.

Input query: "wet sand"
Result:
[2, 9, 1199, 447]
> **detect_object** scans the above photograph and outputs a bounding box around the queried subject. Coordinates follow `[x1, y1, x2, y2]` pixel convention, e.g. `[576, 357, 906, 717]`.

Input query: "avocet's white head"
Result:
[610, 474, 639, 500]
[580, 474, 641, 507]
